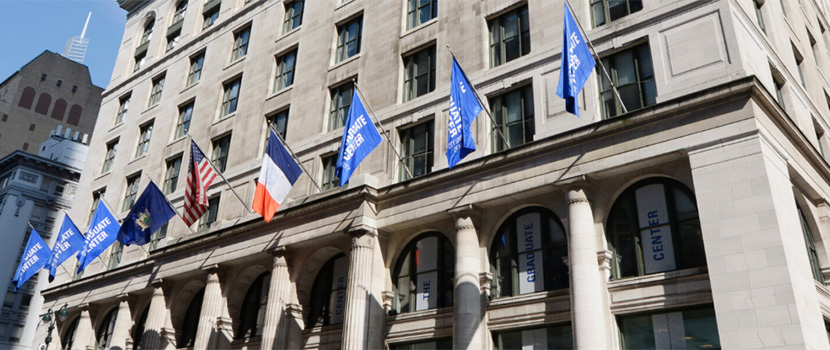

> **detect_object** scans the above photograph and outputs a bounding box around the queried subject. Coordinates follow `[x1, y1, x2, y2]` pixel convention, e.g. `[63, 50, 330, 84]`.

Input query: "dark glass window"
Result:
[267, 110, 289, 139]
[231, 27, 251, 61]
[490, 84, 534, 152]
[140, 21, 154, 46]
[134, 51, 147, 73]
[591, 0, 643, 27]
[150, 224, 167, 250]
[199, 196, 220, 230]
[306, 254, 348, 327]
[606, 178, 705, 279]
[107, 241, 123, 269]
[283, 0, 304, 33]
[122, 174, 141, 211]
[163, 156, 182, 194]
[60, 317, 79, 350]
[178, 288, 204, 348]
[135, 122, 154, 158]
[211, 135, 231, 172]
[489, 5, 530, 67]
[321, 154, 340, 191]
[393, 232, 453, 314]
[94, 308, 117, 350]
[335, 17, 362, 63]
[329, 82, 354, 131]
[102, 140, 118, 174]
[221, 78, 242, 117]
[798, 206, 825, 282]
[132, 307, 150, 350]
[187, 53, 205, 86]
[619, 307, 720, 349]
[148, 75, 165, 107]
[274, 49, 297, 92]
[175, 102, 194, 138]
[172, 0, 187, 25]
[89, 189, 105, 225]
[399, 120, 434, 180]
[493, 324, 573, 350]
[115, 94, 130, 125]
[166, 30, 181, 52]
[599, 43, 655, 118]
[754, 0, 766, 33]
[236, 272, 271, 339]
[203, 6, 219, 30]
[406, 0, 437, 30]
[403, 46, 436, 101]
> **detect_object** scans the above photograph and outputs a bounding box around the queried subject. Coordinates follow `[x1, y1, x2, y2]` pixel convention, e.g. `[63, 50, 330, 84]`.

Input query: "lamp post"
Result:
[40, 303, 68, 349]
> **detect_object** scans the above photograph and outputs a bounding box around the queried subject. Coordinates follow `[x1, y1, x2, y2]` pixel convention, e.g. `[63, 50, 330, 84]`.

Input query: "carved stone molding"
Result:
[479, 272, 494, 299]
[382, 290, 395, 314]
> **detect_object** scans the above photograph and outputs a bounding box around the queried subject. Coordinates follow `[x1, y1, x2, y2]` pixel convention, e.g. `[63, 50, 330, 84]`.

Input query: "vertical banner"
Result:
[635, 184, 677, 274]
[521, 328, 548, 350]
[329, 256, 348, 324]
[516, 212, 545, 294]
[415, 236, 438, 310]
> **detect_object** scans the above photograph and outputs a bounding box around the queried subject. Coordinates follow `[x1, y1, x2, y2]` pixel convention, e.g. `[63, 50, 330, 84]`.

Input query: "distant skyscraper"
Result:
[63, 12, 91, 64]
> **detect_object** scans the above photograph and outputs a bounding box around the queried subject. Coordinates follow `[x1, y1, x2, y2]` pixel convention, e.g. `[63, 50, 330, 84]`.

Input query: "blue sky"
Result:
[0, 0, 127, 88]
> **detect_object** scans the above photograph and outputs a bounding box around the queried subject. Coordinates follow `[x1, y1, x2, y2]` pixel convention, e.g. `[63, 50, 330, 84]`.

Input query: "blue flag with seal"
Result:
[556, 2, 596, 116]
[77, 201, 120, 274]
[336, 91, 382, 186]
[46, 214, 84, 282]
[447, 57, 482, 169]
[12, 229, 51, 292]
[118, 181, 176, 246]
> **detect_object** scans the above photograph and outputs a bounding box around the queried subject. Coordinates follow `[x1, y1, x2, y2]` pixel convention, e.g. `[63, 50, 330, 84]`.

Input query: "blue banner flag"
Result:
[46, 214, 84, 282]
[118, 181, 176, 246]
[556, 2, 596, 116]
[12, 229, 51, 292]
[447, 57, 482, 169]
[336, 91, 382, 186]
[77, 201, 120, 274]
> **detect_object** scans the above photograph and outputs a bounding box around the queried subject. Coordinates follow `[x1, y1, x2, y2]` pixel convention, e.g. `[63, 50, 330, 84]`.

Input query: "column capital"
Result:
[116, 293, 132, 302]
[345, 224, 377, 238]
[447, 204, 480, 220]
[201, 264, 220, 274]
[555, 174, 593, 191]
[268, 245, 289, 257]
[151, 278, 166, 288]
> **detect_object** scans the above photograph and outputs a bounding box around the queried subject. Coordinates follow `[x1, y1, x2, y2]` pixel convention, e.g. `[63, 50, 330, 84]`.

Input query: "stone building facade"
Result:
[35, 0, 830, 349]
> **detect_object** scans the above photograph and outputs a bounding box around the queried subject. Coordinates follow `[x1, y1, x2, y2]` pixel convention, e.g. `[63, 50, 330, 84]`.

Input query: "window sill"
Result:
[180, 81, 200, 94]
[488, 288, 570, 308]
[142, 103, 160, 115]
[387, 306, 452, 322]
[129, 154, 148, 166]
[329, 53, 361, 71]
[335, 0, 356, 11]
[277, 26, 301, 43]
[607, 266, 709, 290]
[265, 85, 293, 101]
[224, 56, 247, 71]
[167, 135, 188, 147]
[109, 122, 125, 133]
[401, 17, 437, 39]
[94, 171, 112, 181]
[213, 112, 237, 125]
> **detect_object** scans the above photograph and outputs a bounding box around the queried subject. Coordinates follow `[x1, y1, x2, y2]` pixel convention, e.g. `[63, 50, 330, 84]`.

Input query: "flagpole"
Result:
[562, 0, 628, 114]
[143, 173, 198, 235]
[445, 45, 512, 150]
[268, 125, 324, 193]
[188, 135, 256, 215]
[352, 80, 415, 180]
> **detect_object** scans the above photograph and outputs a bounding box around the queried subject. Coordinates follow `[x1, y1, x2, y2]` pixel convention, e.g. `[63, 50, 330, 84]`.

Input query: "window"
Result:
[60, 317, 79, 350]
[221, 78, 242, 117]
[68, 104, 83, 126]
[772, 69, 787, 112]
[306, 254, 348, 327]
[172, 0, 187, 25]
[754, 0, 766, 34]
[329, 82, 354, 131]
[57, 79, 63, 87]
[122, 174, 141, 211]
[490, 84, 535, 152]
[403, 46, 436, 101]
[231, 27, 251, 61]
[41, 74, 47, 81]
[135, 122, 153, 158]
[399, 120, 434, 180]
[619, 307, 720, 349]
[490, 207, 568, 298]
[35, 92, 51, 115]
[778, 0, 787, 18]
[149, 224, 167, 250]
[391, 339, 452, 350]
[115, 94, 130, 125]
[267, 110, 289, 139]
[18, 87, 35, 109]
[203, 3, 220, 30]
[393, 233, 453, 314]
[591, 0, 642, 27]
[199, 196, 220, 230]
[140, 21, 154, 46]
[599, 43, 655, 118]
[166, 30, 181, 52]
[283, 0, 304, 33]
[175, 102, 194, 138]
[274, 49, 297, 92]
[102, 140, 118, 173]
[52, 98, 67, 120]
[489, 5, 530, 67]
[132, 307, 149, 350]
[335, 17, 362, 63]
[321, 154, 340, 190]
[134, 52, 147, 72]
[798, 206, 824, 282]
[107, 241, 123, 269]
[89, 190, 105, 225]
[148, 75, 165, 107]
[794, 45, 806, 87]
[95, 308, 118, 350]
[606, 178, 705, 279]
[178, 288, 204, 348]
[406, 0, 437, 30]
[236, 272, 271, 339]
[815, 118, 826, 159]
[493, 324, 572, 350]
[187, 53, 205, 86]
[211, 135, 231, 172]
[163, 156, 182, 194]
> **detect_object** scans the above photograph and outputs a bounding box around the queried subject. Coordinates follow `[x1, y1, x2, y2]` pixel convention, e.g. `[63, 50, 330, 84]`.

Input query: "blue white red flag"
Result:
[252, 130, 302, 222]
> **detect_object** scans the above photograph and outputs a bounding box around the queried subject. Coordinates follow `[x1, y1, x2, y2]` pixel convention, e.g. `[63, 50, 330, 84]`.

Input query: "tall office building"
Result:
[63, 13, 92, 65]
[34, 0, 830, 349]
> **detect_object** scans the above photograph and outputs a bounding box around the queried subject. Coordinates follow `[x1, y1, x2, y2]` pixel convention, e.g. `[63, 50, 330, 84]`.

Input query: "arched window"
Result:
[95, 308, 118, 350]
[35, 92, 51, 115]
[306, 254, 348, 328]
[606, 178, 705, 279]
[490, 207, 569, 298]
[67, 105, 83, 126]
[140, 20, 154, 46]
[393, 232, 453, 314]
[178, 287, 204, 348]
[132, 306, 150, 350]
[798, 206, 824, 282]
[18, 87, 36, 109]
[60, 317, 79, 350]
[52, 98, 67, 121]
[236, 272, 271, 339]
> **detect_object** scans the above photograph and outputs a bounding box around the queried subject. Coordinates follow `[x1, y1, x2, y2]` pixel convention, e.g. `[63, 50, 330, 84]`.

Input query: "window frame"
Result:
[211, 134, 232, 173]
[115, 94, 131, 125]
[489, 84, 535, 152]
[598, 42, 656, 119]
[306, 254, 348, 328]
[231, 26, 251, 61]
[236, 272, 271, 339]
[283, 0, 304, 34]
[178, 288, 204, 347]
[406, 0, 438, 30]
[328, 82, 354, 131]
[94, 308, 118, 350]
[274, 49, 298, 92]
[488, 5, 531, 67]
[321, 154, 340, 191]
[335, 16, 363, 63]
[187, 53, 205, 87]
[175, 101, 194, 139]
[163, 155, 183, 194]
[392, 232, 453, 315]
[122, 174, 141, 212]
[102, 139, 118, 174]
[221, 77, 242, 117]
[403, 45, 436, 102]
[590, 0, 643, 27]
[798, 206, 825, 283]
[135, 122, 154, 158]
[399, 119, 434, 181]
[198, 195, 220, 230]
[107, 241, 123, 270]
[148, 75, 165, 108]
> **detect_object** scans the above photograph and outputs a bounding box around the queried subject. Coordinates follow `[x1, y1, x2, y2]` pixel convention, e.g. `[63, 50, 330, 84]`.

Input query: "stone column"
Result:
[194, 266, 222, 350]
[72, 305, 94, 350]
[141, 280, 168, 349]
[261, 247, 291, 350]
[448, 205, 485, 350]
[564, 183, 609, 350]
[340, 229, 375, 350]
[109, 295, 133, 350]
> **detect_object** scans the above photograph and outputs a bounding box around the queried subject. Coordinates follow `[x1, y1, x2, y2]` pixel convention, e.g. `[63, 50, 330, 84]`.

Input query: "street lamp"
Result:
[40, 303, 68, 349]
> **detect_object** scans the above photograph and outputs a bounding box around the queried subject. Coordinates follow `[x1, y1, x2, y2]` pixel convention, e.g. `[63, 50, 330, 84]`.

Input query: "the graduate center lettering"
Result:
[517, 213, 544, 294]
[53, 227, 76, 256]
[342, 114, 369, 166]
[567, 31, 582, 95]
[635, 184, 677, 274]
[21, 242, 44, 272]
[86, 217, 114, 250]
[447, 80, 466, 150]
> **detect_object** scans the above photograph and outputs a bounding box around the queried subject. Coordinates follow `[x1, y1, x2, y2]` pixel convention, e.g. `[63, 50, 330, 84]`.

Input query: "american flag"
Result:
[184, 140, 217, 226]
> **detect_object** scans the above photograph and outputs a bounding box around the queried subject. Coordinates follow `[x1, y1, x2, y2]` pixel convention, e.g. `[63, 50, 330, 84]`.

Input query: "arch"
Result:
[51, 98, 67, 121]
[18, 87, 35, 109]
[489, 206, 568, 298]
[35, 92, 51, 115]
[226, 264, 269, 333]
[795, 201, 825, 283]
[235, 272, 271, 339]
[131, 302, 151, 349]
[605, 177, 705, 279]
[94, 307, 118, 349]
[391, 232, 454, 315]
[305, 253, 348, 328]
[294, 246, 344, 310]
[59, 315, 80, 350]
[178, 287, 205, 348]
[486, 203, 563, 252]
[67, 104, 83, 126]
[169, 279, 206, 338]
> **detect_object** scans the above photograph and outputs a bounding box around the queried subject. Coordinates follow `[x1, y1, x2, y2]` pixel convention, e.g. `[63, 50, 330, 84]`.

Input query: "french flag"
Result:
[253, 130, 302, 222]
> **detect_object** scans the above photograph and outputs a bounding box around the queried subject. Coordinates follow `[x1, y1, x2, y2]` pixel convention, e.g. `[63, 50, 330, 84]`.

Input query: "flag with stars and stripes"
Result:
[184, 140, 217, 226]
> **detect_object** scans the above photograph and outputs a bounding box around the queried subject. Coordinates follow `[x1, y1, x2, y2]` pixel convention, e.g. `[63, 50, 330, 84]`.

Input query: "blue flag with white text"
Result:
[46, 214, 84, 282]
[12, 229, 51, 292]
[336, 91, 381, 186]
[556, 2, 596, 116]
[447, 58, 482, 169]
[118, 181, 176, 246]
[77, 201, 120, 274]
